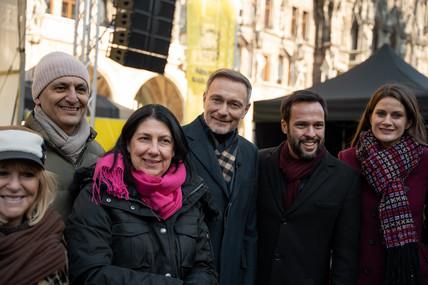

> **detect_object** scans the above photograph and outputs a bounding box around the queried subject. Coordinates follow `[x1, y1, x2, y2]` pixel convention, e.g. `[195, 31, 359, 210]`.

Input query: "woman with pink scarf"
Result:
[65, 104, 219, 284]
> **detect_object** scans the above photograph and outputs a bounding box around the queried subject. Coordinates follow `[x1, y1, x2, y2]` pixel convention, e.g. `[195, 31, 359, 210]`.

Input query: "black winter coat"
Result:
[257, 143, 361, 285]
[65, 168, 219, 285]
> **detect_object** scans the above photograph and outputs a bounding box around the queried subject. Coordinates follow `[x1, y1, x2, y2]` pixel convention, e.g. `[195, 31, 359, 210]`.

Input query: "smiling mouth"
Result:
[1, 196, 24, 201]
[143, 159, 160, 165]
[60, 106, 79, 111]
[212, 115, 229, 121]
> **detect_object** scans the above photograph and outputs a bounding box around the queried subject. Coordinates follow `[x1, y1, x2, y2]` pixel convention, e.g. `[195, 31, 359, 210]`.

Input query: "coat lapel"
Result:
[286, 151, 333, 214]
[229, 140, 244, 202]
[267, 144, 287, 213]
[185, 119, 229, 197]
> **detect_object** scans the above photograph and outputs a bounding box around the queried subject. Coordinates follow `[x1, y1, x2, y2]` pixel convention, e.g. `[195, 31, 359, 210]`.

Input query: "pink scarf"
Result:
[93, 153, 185, 219]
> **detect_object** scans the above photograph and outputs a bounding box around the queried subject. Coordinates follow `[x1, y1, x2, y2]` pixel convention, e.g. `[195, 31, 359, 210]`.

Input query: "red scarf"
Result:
[279, 142, 324, 210]
[93, 153, 185, 219]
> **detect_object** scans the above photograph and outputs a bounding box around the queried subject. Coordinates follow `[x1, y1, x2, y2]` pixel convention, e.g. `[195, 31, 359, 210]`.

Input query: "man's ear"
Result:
[281, 119, 287, 135]
[34, 97, 41, 106]
[241, 103, 251, 119]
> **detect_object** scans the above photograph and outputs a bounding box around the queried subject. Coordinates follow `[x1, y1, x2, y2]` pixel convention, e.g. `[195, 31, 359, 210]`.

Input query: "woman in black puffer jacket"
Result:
[65, 104, 219, 285]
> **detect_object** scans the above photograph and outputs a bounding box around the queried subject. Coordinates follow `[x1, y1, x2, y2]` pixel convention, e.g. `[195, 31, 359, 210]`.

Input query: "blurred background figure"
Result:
[66, 104, 218, 284]
[0, 126, 68, 285]
[339, 83, 428, 285]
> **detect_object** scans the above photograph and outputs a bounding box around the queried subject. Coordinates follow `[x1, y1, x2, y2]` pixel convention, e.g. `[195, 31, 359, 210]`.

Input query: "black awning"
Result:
[254, 44, 428, 123]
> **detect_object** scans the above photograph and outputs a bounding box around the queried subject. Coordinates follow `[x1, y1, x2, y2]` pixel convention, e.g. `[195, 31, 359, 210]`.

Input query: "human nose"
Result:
[305, 126, 316, 137]
[217, 103, 228, 115]
[148, 141, 160, 155]
[382, 115, 393, 125]
[7, 174, 21, 191]
[65, 88, 79, 104]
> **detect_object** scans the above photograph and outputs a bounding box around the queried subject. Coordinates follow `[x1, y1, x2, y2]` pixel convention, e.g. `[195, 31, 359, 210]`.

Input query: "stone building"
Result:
[239, 0, 428, 98]
[23, 0, 428, 141]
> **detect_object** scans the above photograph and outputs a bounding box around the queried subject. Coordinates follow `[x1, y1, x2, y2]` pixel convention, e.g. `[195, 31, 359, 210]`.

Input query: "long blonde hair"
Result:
[0, 160, 57, 226]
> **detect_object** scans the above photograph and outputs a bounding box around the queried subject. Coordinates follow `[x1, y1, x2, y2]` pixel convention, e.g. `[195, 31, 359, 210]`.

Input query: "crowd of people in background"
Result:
[1, 51, 428, 285]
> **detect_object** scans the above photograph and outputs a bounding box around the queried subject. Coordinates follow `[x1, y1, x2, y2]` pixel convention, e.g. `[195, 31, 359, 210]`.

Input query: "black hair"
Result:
[106, 104, 191, 186]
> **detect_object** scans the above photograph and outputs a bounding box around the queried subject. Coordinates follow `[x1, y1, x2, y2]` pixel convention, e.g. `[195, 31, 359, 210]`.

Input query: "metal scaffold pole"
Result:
[73, 0, 102, 128]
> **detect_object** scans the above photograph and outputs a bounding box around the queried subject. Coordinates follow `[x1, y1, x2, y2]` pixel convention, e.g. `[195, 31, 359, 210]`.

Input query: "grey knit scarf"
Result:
[34, 105, 90, 162]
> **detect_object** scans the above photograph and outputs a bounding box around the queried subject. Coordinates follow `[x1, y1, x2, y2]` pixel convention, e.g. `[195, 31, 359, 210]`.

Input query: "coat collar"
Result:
[266, 142, 335, 215]
[185, 118, 241, 199]
[25, 111, 98, 143]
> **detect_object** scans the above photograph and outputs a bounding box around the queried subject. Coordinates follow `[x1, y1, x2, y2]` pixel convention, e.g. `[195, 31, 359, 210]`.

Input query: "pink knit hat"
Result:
[32, 51, 91, 100]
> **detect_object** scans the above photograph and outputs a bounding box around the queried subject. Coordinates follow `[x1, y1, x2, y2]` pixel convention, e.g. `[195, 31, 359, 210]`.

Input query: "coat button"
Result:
[370, 211, 377, 217]
[130, 205, 136, 210]
[281, 217, 287, 225]
[274, 253, 281, 261]
[165, 273, 171, 277]
[369, 239, 376, 245]
[106, 198, 111, 203]
[364, 268, 371, 275]
[160, 228, 167, 234]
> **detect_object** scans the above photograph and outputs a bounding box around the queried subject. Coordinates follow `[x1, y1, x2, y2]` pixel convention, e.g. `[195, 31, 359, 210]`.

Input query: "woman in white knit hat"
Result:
[0, 126, 68, 285]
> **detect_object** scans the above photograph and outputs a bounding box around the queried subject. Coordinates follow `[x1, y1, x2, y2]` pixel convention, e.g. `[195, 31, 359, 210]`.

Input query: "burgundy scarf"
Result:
[93, 153, 185, 219]
[356, 130, 423, 285]
[0, 208, 66, 285]
[279, 142, 324, 210]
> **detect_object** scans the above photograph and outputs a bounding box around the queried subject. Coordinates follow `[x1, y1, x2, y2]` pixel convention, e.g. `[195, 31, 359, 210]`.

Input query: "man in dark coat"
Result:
[182, 69, 258, 285]
[257, 90, 361, 285]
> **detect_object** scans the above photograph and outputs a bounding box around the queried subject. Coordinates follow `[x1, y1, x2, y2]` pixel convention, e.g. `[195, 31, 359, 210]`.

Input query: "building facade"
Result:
[24, 0, 428, 141]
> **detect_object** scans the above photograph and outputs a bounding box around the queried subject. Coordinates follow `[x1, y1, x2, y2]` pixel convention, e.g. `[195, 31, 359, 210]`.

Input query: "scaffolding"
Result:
[73, 0, 102, 128]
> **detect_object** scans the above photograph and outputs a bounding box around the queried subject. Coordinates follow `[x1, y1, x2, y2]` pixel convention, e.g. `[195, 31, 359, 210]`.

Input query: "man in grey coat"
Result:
[256, 90, 361, 284]
[182, 69, 258, 285]
[25, 51, 104, 221]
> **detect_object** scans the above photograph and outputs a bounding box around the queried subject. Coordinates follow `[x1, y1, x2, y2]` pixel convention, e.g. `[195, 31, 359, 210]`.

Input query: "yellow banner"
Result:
[185, 0, 237, 123]
[90, 117, 126, 152]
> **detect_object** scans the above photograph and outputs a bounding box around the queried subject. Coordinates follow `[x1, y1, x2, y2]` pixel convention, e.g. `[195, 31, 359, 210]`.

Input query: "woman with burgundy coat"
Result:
[339, 83, 428, 285]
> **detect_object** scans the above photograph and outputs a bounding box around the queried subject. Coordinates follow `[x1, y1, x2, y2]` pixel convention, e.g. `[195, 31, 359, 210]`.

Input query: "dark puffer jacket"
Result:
[65, 167, 219, 285]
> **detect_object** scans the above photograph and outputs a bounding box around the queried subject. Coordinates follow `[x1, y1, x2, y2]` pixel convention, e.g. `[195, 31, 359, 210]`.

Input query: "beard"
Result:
[288, 134, 324, 161]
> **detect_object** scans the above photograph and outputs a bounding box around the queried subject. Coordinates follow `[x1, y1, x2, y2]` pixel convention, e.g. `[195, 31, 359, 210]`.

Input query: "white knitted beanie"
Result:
[32, 51, 91, 101]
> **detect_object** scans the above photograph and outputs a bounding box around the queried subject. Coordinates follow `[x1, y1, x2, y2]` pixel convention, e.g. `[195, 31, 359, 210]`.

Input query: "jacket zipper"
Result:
[183, 182, 204, 202]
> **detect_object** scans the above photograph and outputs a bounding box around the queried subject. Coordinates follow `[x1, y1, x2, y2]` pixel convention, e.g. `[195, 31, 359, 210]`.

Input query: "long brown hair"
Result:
[350, 83, 427, 147]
